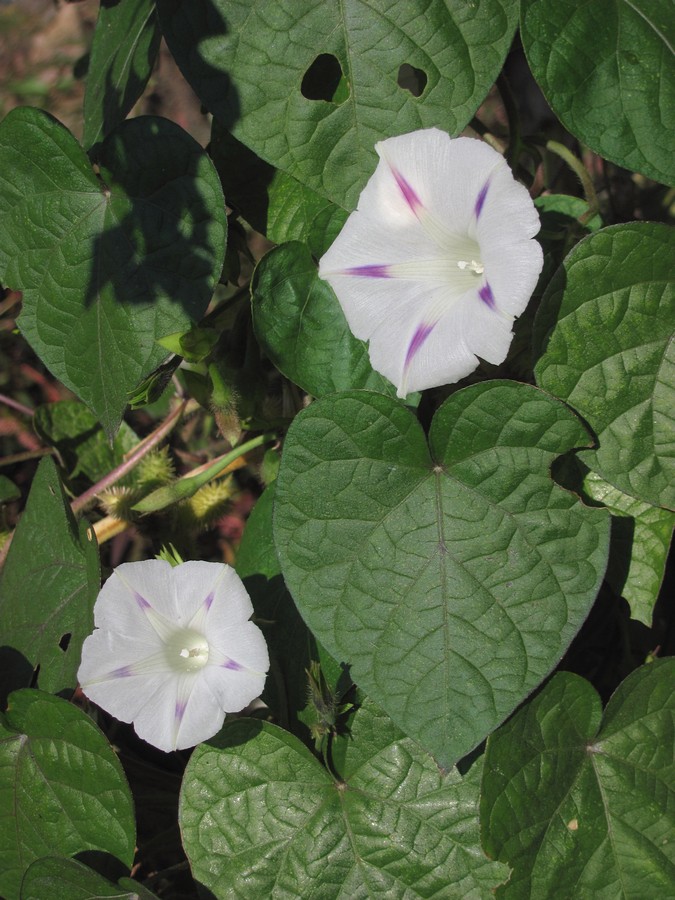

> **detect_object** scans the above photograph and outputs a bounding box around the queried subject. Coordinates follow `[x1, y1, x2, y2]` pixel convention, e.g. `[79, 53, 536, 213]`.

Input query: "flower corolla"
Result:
[319, 128, 544, 397]
[78, 559, 269, 752]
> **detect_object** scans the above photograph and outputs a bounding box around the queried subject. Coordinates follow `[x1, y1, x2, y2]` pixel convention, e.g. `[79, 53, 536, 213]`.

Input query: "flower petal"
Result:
[78, 626, 166, 686]
[180, 561, 255, 631]
[202, 647, 268, 713]
[206, 619, 270, 681]
[95, 559, 178, 633]
[170, 675, 228, 751]
[78, 664, 170, 728]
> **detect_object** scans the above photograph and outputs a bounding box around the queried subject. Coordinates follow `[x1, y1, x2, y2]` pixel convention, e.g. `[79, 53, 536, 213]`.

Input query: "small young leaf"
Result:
[0, 457, 100, 702]
[534, 223, 674, 510]
[274, 384, 610, 766]
[179, 699, 509, 898]
[481, 660, 675, 898]
[0, 690, 135, 900]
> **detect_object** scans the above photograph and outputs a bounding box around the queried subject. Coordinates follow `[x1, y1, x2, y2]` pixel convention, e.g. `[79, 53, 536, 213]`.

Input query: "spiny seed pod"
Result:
[98, 486, 138, 521]
[184, 478, 234, 530]
[135, 446, 175, 490]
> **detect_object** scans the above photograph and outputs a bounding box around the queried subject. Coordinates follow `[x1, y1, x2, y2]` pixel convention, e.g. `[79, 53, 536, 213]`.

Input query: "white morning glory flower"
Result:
[78, 560, 269, 752]
[319, 128, 544, 397]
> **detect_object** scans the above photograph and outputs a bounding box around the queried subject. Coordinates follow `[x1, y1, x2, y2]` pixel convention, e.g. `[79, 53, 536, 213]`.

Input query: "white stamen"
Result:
[457, 259, 484, 275]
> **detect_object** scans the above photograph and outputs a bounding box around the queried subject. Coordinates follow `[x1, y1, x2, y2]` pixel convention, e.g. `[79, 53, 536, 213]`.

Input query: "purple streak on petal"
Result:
[204, 592, 214, 611]
[392, 167, 423, 215]
[345, 264, 391, 278]
[134, 592, 151, 610]
[404, 322, 435, 369]
[223, 658, 243, 671]
[110, 665, 134, 678]
[175, 700, 187, 722]
[475, 179, 490, 219]
[479, 282, 496, 309]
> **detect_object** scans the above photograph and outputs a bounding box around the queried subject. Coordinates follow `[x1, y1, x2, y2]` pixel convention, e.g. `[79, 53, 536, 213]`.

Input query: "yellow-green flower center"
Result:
[165, 628, 210, 672]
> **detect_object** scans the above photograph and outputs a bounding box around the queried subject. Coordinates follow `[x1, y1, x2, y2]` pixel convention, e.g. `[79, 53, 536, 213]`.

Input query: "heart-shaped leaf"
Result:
[0, 690, 135, 900]
[252, 242, 399, 398]
[0, 457, 99, 703]
[521, 0, 675, 184]
[179, 699, 509, 898]
[0, 107, 226, 435]
[534, 223, 674, 510]
[481, 660, 675, 898]
[273, 384, 610, 766]
[158, 0, 518, 207]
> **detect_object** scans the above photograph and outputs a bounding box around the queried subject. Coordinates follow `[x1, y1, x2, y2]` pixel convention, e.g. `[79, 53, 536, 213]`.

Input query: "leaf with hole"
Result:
[0, 457, 99, 705]
[0, 690, 135, 900]
[179, 699, 509, 898]
[0, 107, 226, 436]
[534, 223, 674, 510]
[158, 0, 519, 208]
[481, 660, 675, 898]
[521, 0, 675, 184]
[273, 383, 610, 766]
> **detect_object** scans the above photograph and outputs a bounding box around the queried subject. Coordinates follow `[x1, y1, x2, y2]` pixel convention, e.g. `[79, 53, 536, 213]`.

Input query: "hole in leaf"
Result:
[30, 664, 40, 688]
[59, 632, 72, 652]
[301, 54, 348, 103]
[398, 63, 427, 97]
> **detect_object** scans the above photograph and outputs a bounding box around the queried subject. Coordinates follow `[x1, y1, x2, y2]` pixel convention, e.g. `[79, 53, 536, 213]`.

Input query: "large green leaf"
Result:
[0, 107, 226, 435]
[0, 457, 99, 703]
[158, 0, 518, 207]
[521, 0, 675, 184]
[251, 242, 399, 398]
[481, 660, 675, 898]
[273, 384, 610, 766]
[0, 690, 135, 900]
[21, 857, 159, 900]
[534, 223, 674, 510]
[83, 0, 161, 148]
[179, 699, 509, 898]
